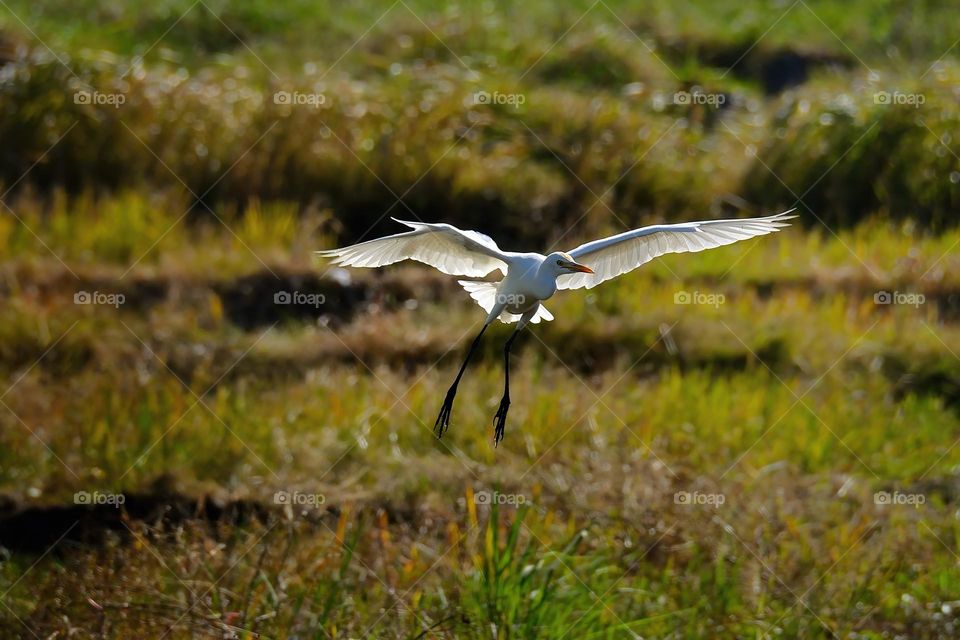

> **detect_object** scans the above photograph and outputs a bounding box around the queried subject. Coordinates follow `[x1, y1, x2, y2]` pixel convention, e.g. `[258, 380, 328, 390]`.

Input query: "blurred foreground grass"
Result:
[2, 0, 960, 239]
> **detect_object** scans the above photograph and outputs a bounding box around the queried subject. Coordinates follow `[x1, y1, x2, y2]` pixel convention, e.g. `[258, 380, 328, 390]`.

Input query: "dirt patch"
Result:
[0, 488, 274, 554]
[0, 264, 169, 309]
[215, 269, 370, 329]
[884, 355, 960, 412]
[0, 484, 457, 556]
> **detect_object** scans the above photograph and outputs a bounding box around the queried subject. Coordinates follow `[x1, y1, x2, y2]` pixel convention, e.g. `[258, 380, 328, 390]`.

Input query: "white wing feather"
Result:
[557, 210, 796, 290]
[458, 280, 500, 313]
[316, 218, 509, 277]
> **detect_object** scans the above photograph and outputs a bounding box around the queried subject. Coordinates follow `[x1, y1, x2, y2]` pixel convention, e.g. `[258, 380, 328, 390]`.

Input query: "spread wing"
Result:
[557, 210, 796, 290]
[316, 218, 509, 277]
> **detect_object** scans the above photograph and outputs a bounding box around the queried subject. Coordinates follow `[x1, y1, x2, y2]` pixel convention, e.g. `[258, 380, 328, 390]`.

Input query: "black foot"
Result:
[434, 386, 457, 438]
[492, 395, 510, 446]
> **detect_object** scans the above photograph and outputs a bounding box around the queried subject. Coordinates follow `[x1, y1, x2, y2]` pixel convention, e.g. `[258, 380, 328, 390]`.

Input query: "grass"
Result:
[2, 198, 960, 635]
[2, 1, 960, 242]
[4, 474, 959, 637]
[7, 1, 960, 73]
[2, 0, 960, 638]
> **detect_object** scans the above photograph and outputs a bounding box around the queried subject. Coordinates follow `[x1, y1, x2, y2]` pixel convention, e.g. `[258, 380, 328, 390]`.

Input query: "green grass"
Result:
[2, 1, 960, 242]
[2, 1, 960, 638]
[2, 200, 960, 634]
[6, 0, 960, 73]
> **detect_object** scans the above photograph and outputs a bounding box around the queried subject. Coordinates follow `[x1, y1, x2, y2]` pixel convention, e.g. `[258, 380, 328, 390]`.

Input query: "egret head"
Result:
[545, 252, 594, 276]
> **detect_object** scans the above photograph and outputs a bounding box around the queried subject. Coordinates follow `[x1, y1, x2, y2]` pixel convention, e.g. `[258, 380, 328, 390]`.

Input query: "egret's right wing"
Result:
[316, 218, 509, 277]
[558, 210, 796, 289]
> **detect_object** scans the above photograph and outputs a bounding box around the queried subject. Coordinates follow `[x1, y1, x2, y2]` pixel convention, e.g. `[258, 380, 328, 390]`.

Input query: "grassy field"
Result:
[1, 1, 960, 638]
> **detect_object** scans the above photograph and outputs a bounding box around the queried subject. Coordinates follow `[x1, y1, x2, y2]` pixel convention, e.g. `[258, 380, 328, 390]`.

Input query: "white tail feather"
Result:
[457, 280, 554, 324]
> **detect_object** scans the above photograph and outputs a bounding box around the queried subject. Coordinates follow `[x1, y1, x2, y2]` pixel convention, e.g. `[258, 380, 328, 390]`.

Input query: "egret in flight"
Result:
[317, 210, 795, 444]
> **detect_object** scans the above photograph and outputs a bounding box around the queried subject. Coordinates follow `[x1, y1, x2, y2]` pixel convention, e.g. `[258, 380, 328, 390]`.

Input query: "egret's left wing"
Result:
[316, 218, 509, 277]
[557, 210, 796, 290]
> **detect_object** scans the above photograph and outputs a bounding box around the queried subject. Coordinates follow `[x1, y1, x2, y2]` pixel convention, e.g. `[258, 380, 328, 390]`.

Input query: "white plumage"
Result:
[318, 210, 796, 323]
[458, 280, 555, 324]
[557, 211, 796, 290]
[317, 209, 796, 444]
[316, 218, 507, 278]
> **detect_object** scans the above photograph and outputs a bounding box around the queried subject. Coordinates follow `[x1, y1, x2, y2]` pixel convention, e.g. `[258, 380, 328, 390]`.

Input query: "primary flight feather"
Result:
[317, 209, 796, 444]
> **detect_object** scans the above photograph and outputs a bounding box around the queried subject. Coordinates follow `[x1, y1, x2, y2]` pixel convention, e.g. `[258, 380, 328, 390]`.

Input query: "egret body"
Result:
[317, 210, 795, 444]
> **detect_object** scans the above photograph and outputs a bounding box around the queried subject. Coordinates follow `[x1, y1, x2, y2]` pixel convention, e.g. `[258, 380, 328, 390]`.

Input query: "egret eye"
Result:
[556, 259, 564, 266]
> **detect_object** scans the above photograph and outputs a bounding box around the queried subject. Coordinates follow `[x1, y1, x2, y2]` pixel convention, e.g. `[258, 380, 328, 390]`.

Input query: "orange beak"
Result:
[569, 262, 594, 274]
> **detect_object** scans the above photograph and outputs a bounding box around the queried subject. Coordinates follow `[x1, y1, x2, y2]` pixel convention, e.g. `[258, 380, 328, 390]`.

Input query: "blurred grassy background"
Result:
[1, 1, 959, 638]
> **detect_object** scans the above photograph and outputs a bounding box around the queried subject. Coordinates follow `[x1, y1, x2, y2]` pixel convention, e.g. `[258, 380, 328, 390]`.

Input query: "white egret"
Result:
[317, 210, 796, 444]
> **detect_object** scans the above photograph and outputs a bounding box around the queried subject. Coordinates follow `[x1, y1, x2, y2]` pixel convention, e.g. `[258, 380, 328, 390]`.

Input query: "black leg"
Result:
[493, 327, 521, 446]
[435, 324, 488, 438]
